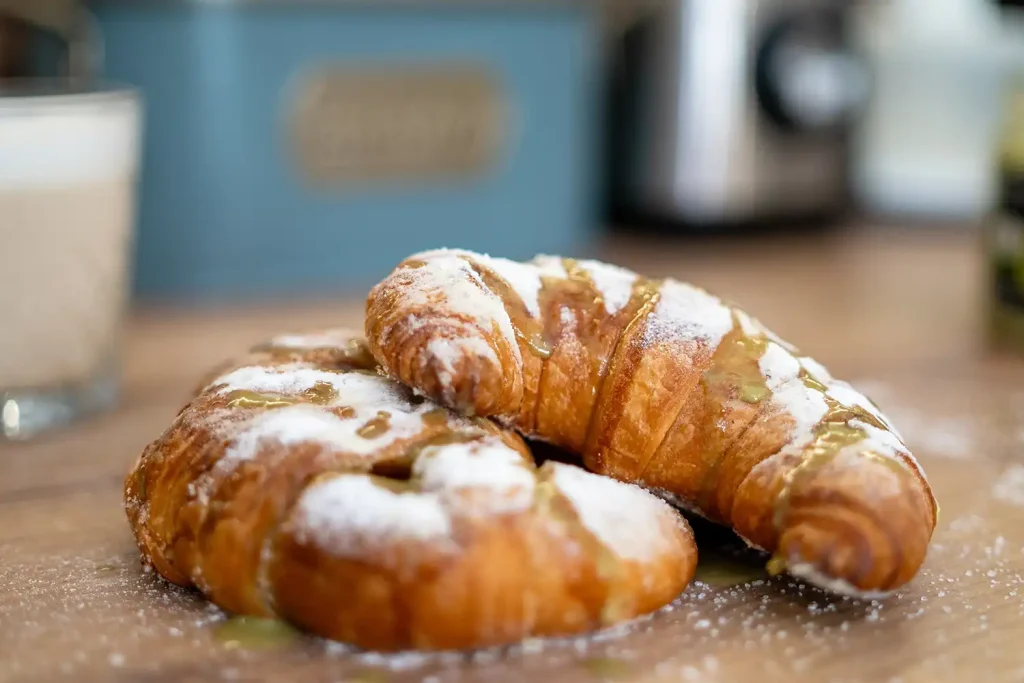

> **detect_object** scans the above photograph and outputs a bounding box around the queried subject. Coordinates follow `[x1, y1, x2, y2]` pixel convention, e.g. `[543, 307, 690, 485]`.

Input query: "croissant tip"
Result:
[785, 561, 899, 601]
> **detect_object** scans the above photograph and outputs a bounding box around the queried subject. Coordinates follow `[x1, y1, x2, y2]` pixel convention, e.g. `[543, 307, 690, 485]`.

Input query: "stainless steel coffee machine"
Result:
[608, 0, 870, 229]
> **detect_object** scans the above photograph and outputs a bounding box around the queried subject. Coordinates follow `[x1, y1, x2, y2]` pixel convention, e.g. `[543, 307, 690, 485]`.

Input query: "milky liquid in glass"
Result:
[0, 87, 140, 439]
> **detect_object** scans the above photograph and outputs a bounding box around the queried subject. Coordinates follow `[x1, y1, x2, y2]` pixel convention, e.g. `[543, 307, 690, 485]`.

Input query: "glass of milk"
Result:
[0, 81, 141, 439]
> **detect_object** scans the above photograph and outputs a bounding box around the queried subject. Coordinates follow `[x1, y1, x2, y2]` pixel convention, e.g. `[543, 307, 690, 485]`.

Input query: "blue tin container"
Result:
[90, 1, 602, 302]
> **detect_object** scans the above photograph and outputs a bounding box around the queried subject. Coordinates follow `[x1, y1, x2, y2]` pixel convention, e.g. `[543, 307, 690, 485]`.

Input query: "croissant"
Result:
[365, 250, 939, 597]
[124, 329, 697, 651]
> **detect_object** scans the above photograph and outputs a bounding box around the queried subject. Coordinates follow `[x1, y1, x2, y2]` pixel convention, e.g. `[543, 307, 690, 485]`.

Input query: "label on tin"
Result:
[286, 64, 506, 185]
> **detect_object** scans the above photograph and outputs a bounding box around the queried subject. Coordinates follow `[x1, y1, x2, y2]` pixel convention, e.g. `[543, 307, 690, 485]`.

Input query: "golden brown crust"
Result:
[365, 251, 939, 597]
[268, 461, 691, 650]
[125, 329, 697, 651]
[531, 271, 646, 453]
[364, 265, 523, 417]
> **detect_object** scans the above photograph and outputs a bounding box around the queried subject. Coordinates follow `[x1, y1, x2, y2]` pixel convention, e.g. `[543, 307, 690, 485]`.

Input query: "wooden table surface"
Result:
[3, 226, 1023, 683]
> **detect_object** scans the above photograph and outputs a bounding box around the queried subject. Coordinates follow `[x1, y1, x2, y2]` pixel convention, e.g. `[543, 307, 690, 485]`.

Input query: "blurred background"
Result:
[1, 0, 1024, 437]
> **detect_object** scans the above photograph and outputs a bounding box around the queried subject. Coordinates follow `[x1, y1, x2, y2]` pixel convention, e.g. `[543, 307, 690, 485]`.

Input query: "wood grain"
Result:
[2, 226, 1021, 683]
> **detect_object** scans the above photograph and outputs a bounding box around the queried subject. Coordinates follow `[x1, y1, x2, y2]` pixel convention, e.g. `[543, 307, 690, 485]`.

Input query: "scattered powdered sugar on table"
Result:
[551, 463, 679, 561]
[992, 465, 1024, 506]
[415, 438, 536, 513]
[867, 404, 978, 461]
[9, 512, 1019, 680]
[902, 414, 977, 460]
[840, 378, 979, 461]
[0, 548, 229, 680]
[292, 475, 453, 557]
[324, 601, 668, 670]
[642, 279, 733, 350]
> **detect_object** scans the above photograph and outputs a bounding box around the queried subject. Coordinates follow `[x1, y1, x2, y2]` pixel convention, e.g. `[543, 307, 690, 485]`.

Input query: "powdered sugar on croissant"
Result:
[366, 250, 939, 598]
[124, 329, 697, 651]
